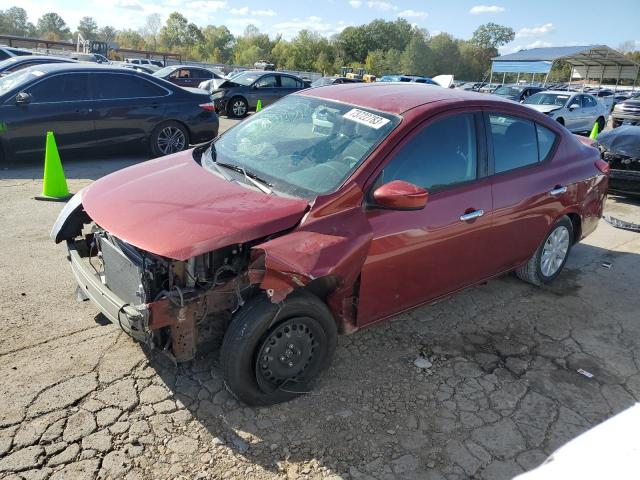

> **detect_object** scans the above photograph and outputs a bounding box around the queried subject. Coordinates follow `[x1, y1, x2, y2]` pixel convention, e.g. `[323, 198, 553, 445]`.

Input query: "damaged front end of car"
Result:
[51, 182, 370, 363]
[54, 205, 254, 363]
[597, 125, 640, 196]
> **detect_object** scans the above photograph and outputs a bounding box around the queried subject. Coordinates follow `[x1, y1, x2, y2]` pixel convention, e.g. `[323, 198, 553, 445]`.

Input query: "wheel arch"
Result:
[565, 211, 582, 244]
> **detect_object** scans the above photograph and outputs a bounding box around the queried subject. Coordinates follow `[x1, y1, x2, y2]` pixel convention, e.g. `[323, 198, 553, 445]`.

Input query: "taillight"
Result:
[595, 159, 610, 175]
[199, 103, 216, 112]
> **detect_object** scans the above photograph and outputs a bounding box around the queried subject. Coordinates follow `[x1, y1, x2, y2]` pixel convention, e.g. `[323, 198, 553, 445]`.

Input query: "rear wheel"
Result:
[227, 96, 248, 118]
[149, 121, 188, 157]
[516, 216, 573, 286]
[220, 290, 337, 406]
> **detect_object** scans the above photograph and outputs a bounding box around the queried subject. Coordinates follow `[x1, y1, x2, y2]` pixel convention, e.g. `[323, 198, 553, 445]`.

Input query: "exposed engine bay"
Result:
[73, 225, 254, 362]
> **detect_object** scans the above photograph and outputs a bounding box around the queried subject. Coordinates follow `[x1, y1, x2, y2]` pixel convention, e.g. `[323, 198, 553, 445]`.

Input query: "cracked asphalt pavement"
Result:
[1, 119, 639, 479]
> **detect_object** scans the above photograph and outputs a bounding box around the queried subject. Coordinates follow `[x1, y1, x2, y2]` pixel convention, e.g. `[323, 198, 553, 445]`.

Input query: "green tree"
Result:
[0, 7, 35, 36]
[201, 25, 235, 63]
[429, 33, 460, 76]
[400, 29, 431, 76]
[315, 51, 333, 75]
[365, 50, 386, 76]
[116, 29, 146, 49]
[37, 12, 71, 40]
[77, 16, 98, 40]
[470, 22, 515, 49]
[143, 13, 162, 50]
[160, 12, 203, 49]
[98, 26, 118, 46]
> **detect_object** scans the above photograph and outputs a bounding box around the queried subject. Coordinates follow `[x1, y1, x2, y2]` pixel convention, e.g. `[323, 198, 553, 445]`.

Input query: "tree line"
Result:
[1, 6, 638, 81]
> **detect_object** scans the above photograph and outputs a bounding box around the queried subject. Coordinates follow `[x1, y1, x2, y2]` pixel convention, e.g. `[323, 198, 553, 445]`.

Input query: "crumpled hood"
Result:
[81, 153, 309, 260]
[525, 104, 562, 114]
[597, 125, 640, 159]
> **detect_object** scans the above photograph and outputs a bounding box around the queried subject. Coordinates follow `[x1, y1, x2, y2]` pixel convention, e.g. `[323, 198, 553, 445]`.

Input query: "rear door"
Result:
[90, 72, 169, 147]
[189, 68, 213, 88]
[4, 72, 95, 156]
[278, 75, 304, 98]
[566, 95, 586, 131]
[485, 111, 565, 270]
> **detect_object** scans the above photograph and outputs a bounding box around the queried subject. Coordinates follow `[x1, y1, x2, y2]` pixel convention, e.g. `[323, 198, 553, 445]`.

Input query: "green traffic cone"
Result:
[35, 131, 72, 202]
[589, 121, 599, 140]
[256, 99, 262, 112]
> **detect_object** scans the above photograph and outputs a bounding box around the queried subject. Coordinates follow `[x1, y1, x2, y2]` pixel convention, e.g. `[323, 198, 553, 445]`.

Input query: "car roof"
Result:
[300, 82, 512, 115]
[3, 55, 76, 62]
[19, 63, 144, 74]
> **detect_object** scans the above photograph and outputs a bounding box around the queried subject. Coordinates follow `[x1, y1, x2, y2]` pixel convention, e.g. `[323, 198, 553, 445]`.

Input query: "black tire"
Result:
[597, 116, 605, 132]
[556, 117, 565, 126]
[149, 121, 189, 158]
[516, 216, 573, 286]
[220, 290, 337, 406]
[226, 96, 248, 118]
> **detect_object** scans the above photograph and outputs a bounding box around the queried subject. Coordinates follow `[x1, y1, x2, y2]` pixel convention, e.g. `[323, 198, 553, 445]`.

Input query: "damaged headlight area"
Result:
[55, 203, 254, 363]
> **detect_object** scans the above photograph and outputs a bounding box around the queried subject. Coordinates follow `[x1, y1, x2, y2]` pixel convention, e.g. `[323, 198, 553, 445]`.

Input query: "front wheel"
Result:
[149, 121, 189, 157]
[516, 216, 573, 286]
[597, 116, 605, 132]
[226, 96, 248, 118]
[220, 290, 337, 406]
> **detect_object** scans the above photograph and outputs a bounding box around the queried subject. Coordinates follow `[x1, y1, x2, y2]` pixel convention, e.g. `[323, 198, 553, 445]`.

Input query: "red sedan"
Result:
[52, 83, 609, 405]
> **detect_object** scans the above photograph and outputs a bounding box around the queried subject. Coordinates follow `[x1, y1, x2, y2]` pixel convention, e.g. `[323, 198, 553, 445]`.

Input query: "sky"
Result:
[12, 0, 640, 53]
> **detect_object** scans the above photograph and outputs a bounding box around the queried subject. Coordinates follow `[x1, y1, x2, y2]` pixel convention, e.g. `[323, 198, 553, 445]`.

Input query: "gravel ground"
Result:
[1, 118, 639, 480]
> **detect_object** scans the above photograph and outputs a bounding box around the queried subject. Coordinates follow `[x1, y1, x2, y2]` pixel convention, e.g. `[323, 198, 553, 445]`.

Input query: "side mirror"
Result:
[372, 180, 428, 210]
[569, 104, 579, 110]
[15, 92, 31, 105]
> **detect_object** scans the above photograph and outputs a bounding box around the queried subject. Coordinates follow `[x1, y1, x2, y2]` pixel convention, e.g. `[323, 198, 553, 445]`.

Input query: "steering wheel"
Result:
[316, 162, 343, 177]
[343, 156, 359, 168]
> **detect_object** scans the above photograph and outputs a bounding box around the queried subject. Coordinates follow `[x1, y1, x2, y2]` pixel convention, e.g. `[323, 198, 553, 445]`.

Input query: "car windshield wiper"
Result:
[215, 161, 273, 194]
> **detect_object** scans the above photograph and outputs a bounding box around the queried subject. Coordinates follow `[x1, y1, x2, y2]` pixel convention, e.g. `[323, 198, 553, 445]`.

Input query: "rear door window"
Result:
[27, 73, 90, 103]
[489, 114, 538, 173]
[280, 76, 300, 88]
[488, 114, 558, 172]
[92, 73, 166, 99]
[382, 113, 478, 191]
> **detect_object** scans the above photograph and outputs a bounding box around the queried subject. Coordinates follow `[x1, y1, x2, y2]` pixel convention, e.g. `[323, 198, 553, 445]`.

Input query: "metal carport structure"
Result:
[490, 45, 639, 90]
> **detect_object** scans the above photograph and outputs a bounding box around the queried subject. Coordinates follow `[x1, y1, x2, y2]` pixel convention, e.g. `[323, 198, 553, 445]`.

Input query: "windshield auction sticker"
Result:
[343, 108, 390, 129]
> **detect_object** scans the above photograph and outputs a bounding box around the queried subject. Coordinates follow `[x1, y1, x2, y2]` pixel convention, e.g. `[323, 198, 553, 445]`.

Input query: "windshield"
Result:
[204, 95, 399, 199]
[153, 66, 176, 77]
[494, 86, 522, 96]
[525, 92, 570, 106]
[0, 67, 41, 96]
[228, 71, 262, 86]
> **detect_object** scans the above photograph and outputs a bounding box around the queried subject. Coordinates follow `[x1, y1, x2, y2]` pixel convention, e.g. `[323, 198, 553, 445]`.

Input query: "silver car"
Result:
[523, 90, 609, 133]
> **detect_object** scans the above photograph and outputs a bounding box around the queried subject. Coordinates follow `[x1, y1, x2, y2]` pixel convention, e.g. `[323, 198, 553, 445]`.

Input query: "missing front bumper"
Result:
[67, 240, 150, 343]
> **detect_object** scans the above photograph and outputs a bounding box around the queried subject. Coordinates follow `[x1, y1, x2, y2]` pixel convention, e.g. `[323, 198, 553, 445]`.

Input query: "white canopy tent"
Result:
[490, 45, 639, 90]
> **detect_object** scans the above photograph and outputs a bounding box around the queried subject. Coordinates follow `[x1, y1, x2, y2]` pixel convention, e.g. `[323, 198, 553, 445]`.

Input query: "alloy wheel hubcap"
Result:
[157, 127, 186, 154]
[233, 101, 246, 116]
[541, 226, 569, 277]
[256, 317, 320, 390]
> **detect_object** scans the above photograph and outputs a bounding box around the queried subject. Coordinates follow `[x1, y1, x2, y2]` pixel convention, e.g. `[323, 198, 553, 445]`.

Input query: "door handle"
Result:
[459, 209, 484, 222]
[549, 186, 567, 196]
